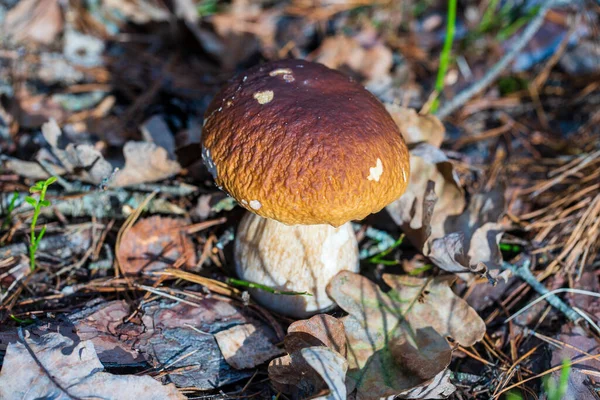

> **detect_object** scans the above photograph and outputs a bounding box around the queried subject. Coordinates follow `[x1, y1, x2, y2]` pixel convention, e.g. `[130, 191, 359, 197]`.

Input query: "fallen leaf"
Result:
[2, 0, 63, 46]
[215, 323, 284, 370]
[269, 314, 347, 398]
[386, 143, 505, 278]
[326, 271, 458, 399]
[313, 34, 393, 83]
[385, 104, 445, 147]
[301, 346, 348, 400]
[345, 320, 452, 400]
[0, 330, 184, 400]
[398, 370, 456, 399]
[136, 299, 279, 389]
[286, 314, 347, 356]
[382, 274, 486, 347]
[42, 119, 113, 185]
[387, 144, 464, 246]
[68, 300, 145, 365]
[117, 216, 197, 275]
[110, 141, 181, 187]
[426, 189, 505, 278]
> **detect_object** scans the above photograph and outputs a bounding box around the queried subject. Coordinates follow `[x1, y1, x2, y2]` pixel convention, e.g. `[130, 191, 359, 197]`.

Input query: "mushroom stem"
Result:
[234, 212, 359, 318]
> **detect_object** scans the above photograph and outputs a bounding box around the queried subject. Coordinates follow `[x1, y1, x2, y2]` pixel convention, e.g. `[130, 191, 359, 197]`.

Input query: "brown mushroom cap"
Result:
[201, 59, 410, 227]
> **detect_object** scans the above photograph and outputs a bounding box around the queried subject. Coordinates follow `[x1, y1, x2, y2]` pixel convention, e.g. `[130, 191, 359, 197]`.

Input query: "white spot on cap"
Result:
[402, 169, 407, 183]
[249, 200, 261, 210]
[253, 91, 274, 104]
[202, 146, 218, 180]
[241, 199, 248, 205]
[367, 158, 383, 182]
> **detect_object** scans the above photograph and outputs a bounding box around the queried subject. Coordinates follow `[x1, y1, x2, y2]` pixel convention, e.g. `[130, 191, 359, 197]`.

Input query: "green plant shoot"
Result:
[1, 191, 19, 229]
[544, 359, 571, 400]
[26, 176, 57, 270]
[226, 278, 313, 296]
[368, 234, 404, 266]
[430, 0, 457, 113]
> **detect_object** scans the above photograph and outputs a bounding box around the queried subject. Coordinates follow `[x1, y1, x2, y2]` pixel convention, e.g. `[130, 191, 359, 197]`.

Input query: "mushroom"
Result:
[201, 59, 410, 318]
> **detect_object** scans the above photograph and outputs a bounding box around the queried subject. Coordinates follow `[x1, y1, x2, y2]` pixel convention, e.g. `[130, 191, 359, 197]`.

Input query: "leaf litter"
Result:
[1, 0, 599, 398]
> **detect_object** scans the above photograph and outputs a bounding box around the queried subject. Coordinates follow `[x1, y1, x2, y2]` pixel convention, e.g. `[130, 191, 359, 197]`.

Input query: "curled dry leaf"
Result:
[0, 331, 184, 400]
[386, 143, 505, 278]
[387, 144, 464, 250]
[117, 216, 197, 275]
[42, 119, 113, 185]
[10, 119, 181, 187]
[269, 314, 347, 398]
[2, 0, 63, 46]
[301, 347, 348, 400]
[326, 271, 461, 399]
[111, 141, 181, 187]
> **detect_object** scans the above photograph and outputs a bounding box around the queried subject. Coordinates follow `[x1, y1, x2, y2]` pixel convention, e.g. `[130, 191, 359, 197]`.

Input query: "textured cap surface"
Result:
[201, 59, 410, 226]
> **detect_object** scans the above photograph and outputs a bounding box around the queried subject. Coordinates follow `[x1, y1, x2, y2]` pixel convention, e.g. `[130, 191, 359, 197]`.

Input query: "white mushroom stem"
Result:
[234, 212, 359, 318]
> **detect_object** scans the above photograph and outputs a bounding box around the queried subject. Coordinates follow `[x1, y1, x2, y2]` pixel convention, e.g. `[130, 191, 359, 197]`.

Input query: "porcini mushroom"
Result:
[201, 59, 410, 317]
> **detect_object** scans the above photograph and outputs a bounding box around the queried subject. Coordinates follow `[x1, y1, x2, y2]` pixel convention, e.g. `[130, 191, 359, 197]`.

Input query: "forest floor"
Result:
[0, 0, 599, 399]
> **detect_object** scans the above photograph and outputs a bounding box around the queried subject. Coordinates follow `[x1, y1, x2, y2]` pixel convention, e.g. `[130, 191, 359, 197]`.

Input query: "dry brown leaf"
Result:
[386, 143, 505, 278]
[117, 216, 197, 275]
[110, 141, 181, 187]
[301, 347, 348, 400]
[313, 34, 392, 83]
[286, 314, 347, 356]
[2, 0, 63, 45]
[398, 370, 456, 399]
[42, 119, 113, 185]
[387, 144, 464, 250]
[269, 314, 347, 398]
[214, 323, 284, 370]
[326, 271, 457, 399]
[0, 330, 184, 400]
[69, 300, 145, 365]
[382, 274, 486, 347]
[427, 189, 505, 278]
[385, 104, 445, 147]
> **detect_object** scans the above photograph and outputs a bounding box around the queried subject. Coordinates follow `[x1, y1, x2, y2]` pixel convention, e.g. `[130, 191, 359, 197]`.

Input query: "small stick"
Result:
[502, 258, 581, 323]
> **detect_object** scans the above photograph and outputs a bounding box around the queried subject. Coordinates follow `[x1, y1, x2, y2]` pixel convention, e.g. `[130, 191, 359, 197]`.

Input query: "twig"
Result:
[502, 259, 581, 323]
[8, 190, 186, 219]
[435, 0, 560, 119]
